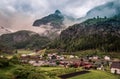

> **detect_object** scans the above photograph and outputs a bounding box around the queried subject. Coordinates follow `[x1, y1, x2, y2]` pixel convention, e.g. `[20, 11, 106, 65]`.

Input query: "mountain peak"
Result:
[54, 10, 61, 15]
[33, 10, 64, 28]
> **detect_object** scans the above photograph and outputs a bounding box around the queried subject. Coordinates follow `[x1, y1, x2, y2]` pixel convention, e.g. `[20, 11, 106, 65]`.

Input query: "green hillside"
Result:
[69, 70, 120, 79]
[0, 30, 50, 50]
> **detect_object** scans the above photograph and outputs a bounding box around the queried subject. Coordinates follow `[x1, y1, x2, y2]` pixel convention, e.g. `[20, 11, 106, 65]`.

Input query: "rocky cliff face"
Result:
[32, 10, 67, 39]
[33, 10, 64, 29]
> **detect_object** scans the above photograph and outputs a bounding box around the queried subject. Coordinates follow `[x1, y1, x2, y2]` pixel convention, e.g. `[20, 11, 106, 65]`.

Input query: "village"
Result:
[19, 50, 120, 75]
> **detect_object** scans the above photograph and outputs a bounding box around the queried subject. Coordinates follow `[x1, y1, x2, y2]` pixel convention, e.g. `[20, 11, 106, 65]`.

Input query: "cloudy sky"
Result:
[0, 0, 114, 33]
[0, 0, 113, 18]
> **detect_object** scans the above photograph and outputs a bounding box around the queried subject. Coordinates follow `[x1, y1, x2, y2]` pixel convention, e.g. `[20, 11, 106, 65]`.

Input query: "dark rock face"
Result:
[33, 10, 64, 28]
[54, 10, 61, 15]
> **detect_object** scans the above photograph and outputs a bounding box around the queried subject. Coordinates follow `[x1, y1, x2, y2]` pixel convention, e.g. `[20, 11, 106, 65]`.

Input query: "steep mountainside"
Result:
[59, 15, 120, 52]
[32, 10, 69, 39]
[33, 10, 64, 28]
[0, 30, 50, 49]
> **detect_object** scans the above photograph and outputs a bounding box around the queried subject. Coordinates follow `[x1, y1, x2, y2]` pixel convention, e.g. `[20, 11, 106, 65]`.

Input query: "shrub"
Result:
[13, 66, 49, 79]
[10, 55, 20, 64]
[0, 58, 10, 68]
[13, 66, 33, 79]
[0, 74, 13, 79]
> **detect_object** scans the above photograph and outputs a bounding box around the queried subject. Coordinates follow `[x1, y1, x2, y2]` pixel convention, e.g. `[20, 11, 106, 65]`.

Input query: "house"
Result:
[59, 56, 65, 60]
[93, 56, 99, 60]
[48, 62, 57, 66]
[20, 55, 30, 63]
[83, 64, 93, 69]
[97, 65, 104, 70]
[69, 55, 74, 59]
[29, 60, 36, 64]
[21, 54, 27, 57]
[104, 56, 110, 61]
[110, 61, 120, 74]
[51, 55, 57, 59]
[32, 61, 46, 66]
[47, 53, 58, 60]
[20, 54, 42, 64]
[89, 56, 99, 60]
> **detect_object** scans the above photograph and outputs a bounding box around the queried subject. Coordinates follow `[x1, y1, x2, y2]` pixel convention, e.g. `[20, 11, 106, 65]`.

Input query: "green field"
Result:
[17, 50, 33, 54]
[36, 66, 65, 71]
[69, 70, 120, 79]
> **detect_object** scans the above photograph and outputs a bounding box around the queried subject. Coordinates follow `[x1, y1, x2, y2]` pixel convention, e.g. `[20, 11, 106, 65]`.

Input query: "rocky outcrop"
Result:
[33, 10, 64, 28]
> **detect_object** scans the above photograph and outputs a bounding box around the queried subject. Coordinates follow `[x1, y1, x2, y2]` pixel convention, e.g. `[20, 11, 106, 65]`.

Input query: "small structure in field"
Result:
[110, 61, 120, 74]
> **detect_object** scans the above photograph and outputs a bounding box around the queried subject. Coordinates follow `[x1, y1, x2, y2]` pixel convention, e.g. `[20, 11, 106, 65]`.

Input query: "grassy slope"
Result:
[69, 70, 120, 79]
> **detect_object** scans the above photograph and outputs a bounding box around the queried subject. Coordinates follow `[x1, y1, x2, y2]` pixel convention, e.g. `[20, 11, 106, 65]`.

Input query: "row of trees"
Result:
[50, 34, 120, 52]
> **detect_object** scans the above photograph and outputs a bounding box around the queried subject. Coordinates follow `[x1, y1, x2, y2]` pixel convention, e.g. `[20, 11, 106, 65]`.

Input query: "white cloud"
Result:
[0, 0, 113, 18]
[0, 0, 114, 34]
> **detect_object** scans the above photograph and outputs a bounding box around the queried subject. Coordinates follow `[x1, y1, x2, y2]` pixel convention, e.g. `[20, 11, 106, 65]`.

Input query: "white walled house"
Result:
[110, 61, 120, 74]
[70, 55, 74, 59]
[104, 56, 110, 60]
[28, 60, 36, 64]
[93, 56, 98, 60]
[32, 61, 46, 66]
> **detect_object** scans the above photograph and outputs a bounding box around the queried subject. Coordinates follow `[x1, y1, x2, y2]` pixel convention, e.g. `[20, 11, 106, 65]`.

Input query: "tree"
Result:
[10, 55, 20, 64]
[104, 16, 107, 19]
[13, 66, 34, 79]
[97, 16, 100, 19]
[0, 57, 10, 68]
[13, 66, 49, 79]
